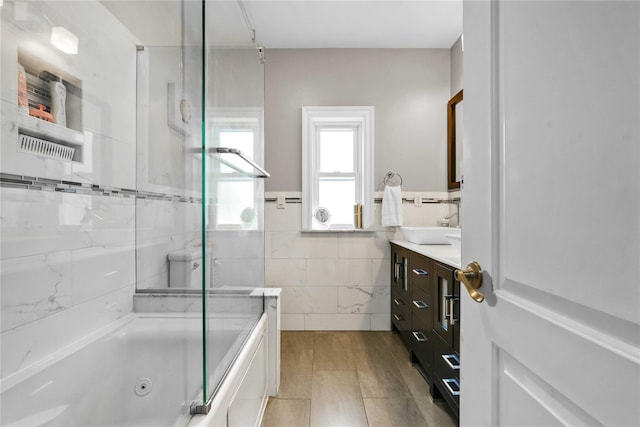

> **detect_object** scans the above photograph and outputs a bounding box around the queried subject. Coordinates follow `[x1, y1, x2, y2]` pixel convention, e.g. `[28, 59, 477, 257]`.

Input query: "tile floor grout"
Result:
[261, 330, 457, 427]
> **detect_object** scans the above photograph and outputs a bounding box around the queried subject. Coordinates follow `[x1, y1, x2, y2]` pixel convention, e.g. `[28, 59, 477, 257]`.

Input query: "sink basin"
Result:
[400, 226, 460, 245]
[445, 234, 461, 251]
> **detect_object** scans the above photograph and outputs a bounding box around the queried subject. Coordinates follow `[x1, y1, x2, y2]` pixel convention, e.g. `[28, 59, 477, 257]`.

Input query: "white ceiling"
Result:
[101, 0, 462, 49]
[244, 0, 462, 49]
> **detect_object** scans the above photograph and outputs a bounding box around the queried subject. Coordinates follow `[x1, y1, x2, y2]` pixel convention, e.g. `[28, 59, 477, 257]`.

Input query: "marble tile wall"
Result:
[207, 229, 266, 290]
[0, 2, 141, 381]
[0, 188, 136, 379]
[1, 1, 138, 190]
[265, 191, 459, 331]
[135, 198, 201, 289]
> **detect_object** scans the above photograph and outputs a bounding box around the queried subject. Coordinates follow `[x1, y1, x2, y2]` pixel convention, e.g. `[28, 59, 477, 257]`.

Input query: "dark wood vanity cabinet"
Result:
[390, 245, 411, 346]
[431, 261, 460, 415]
[390, 243, 460, 419]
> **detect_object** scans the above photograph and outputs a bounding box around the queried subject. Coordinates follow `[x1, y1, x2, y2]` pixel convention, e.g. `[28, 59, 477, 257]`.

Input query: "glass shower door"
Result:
[202, 0, 267, 405]
[127, 0, 206, 422]
[130, 0, 266, 412]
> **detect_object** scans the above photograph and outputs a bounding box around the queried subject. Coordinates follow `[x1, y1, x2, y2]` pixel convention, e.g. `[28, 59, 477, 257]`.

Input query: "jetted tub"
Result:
[0, 313, 268, 427]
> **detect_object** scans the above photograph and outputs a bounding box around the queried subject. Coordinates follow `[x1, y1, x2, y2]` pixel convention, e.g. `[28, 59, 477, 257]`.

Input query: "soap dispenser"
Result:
[49, 76, 66, 127]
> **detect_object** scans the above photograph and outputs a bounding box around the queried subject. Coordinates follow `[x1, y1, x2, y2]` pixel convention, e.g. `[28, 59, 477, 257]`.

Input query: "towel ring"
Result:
[383, 170, 403, 187]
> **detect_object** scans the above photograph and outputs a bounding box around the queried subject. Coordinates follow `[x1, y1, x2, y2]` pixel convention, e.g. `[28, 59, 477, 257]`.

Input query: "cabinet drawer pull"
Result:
[412, 300, 428, 309]
[443, 295, 455, 322]
[393, 298, 405, 306]
[412, 268, 428, 276]
[442, 378, 460, 396]
[442, 354, 460, 370]
[393, 313, 405, 321]
[449, 296, 459, 325]
[441, 295, 450, 327]
[402, 258, 409, 291]
[412, 331, 428, 342]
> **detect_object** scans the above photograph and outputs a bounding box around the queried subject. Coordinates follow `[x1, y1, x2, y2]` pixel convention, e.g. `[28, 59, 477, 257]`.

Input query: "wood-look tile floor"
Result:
[261, 331, 458, 427]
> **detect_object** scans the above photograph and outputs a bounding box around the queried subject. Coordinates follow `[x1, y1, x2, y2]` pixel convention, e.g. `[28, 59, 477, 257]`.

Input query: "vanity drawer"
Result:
[410, 304, 434, 374]
[391, 289, 411, 345]
[410, 254, 432, 293]
[391, 289, 410, 319]
[411, 287, 433, 329]
[392, 312, 411, 347]
[437, 376, 460, 412]
[432, 333, 460, 411]
[410, 329, 433, 375]
[391, 304, 410, 328]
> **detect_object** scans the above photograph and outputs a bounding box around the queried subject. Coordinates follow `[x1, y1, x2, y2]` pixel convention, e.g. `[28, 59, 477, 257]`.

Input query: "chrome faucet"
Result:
[439, 207, 459, 227]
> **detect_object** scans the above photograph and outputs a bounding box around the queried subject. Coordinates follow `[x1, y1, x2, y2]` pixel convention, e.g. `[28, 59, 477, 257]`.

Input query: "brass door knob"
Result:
[455, 261, 485, 303]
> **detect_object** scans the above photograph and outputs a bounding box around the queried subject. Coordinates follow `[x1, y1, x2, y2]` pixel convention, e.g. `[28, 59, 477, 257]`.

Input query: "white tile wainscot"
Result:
[264, 191, 460, 331]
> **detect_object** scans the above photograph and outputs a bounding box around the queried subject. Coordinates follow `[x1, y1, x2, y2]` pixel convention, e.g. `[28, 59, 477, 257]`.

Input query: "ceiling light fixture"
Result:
[50, 26, 78, 54]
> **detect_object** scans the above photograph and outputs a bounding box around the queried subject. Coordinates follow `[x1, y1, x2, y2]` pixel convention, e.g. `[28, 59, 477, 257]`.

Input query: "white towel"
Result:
[381, 185, 403, 227]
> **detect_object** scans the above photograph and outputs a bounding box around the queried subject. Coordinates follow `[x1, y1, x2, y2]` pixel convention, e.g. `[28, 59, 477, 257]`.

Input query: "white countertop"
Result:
[390, 240, 461, 269]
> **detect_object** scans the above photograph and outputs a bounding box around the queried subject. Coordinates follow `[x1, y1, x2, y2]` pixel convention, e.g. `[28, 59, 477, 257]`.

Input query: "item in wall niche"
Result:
[29, 104, 54, 123]
[167, 82, 192, 136]
[17, 63, 29, 114]
[49, 76, 67, 127]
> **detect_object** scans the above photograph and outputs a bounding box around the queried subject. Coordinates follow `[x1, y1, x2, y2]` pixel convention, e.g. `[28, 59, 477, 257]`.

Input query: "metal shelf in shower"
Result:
[207, 147, 270, 179]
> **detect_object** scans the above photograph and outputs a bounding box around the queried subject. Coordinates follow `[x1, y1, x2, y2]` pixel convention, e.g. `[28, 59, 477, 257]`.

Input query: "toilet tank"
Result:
[167, 248, 211, 288]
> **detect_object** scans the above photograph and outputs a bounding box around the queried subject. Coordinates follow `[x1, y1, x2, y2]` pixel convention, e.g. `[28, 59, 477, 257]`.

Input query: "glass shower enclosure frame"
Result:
[135, 0, 268, 412]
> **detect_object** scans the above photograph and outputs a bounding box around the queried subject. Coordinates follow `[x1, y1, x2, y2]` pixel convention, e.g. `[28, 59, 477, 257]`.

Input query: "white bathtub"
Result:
[0, 313, 268, 427]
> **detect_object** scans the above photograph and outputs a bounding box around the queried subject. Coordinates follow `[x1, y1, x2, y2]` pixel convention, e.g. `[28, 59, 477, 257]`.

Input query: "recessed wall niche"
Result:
[16, 50, 84, 163]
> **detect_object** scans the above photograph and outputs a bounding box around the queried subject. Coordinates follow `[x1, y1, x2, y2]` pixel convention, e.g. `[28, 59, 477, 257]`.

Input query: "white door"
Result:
[461, 1, 639, 426]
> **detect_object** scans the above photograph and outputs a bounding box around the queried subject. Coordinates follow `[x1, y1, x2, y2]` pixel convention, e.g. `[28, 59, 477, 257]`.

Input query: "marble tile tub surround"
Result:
[135, 197, 202, 290]
[0, 186, 136, 379]
[0, 176, 210, 380]
[265, 191, 460, 331]
[135, 206, 266, 290]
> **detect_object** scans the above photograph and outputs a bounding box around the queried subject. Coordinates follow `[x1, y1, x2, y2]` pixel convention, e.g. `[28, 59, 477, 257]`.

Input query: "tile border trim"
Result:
[0, 173, 202, 203]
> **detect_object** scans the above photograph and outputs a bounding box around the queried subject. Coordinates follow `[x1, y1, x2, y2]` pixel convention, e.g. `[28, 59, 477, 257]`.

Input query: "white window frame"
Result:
[208, 108, 264, 230]
[302, 106, 374, 231]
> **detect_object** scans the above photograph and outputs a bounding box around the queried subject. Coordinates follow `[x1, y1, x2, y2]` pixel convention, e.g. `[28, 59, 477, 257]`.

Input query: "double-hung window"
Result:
[209, 110, 263, 229]
[302, 106, 374, 230]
